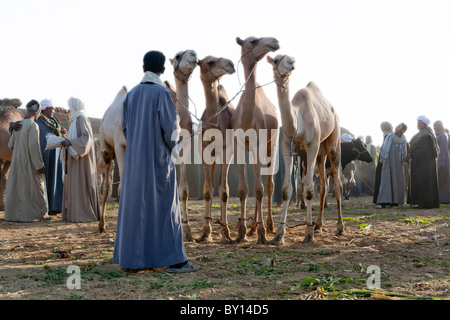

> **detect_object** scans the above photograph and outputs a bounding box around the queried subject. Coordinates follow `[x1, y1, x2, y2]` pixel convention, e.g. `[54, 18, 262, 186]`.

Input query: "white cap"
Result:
[40, 98, 54, 111]
[417, 115, 430, 126]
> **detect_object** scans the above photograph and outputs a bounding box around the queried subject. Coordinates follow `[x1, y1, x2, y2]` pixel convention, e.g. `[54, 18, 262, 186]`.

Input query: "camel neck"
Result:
[240, 60, 258, 125]
[201, 78, 220, 118]
[276, 85, 297, 136]
[175, 78, 189, 106]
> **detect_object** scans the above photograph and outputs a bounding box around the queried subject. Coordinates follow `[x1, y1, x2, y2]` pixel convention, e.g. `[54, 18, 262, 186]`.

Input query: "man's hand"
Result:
[61, 139, 72, 147]
[12, 121, 22, 131]
[36, 166, 45, 174]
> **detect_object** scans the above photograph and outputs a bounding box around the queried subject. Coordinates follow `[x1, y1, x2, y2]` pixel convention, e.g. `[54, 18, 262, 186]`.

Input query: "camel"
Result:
[0, 101, 70, 211]
[230, 36, 280, 244]
[197, 55, 236, 243]
[98, 86, 128, 233]
[96, 79, 179, 233]
[0, 104, 23, 210]
[267, 54, 343, 244]
[169, 50, 198, 241]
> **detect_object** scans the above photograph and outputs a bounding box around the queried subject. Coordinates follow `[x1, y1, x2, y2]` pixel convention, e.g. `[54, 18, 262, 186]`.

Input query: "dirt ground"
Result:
[0, 195, 449, 300]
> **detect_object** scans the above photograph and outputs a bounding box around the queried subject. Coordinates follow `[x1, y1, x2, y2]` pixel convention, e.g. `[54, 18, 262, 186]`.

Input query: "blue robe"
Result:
[113, 82, 187, 269]
[35, 118, 64, 213]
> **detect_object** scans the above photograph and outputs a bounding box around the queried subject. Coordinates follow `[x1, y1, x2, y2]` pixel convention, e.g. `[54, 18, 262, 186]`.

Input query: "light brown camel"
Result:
[267, 54, 344, 244]
[97, 81, 178, 233]
[197, 55, 236, 243]
[169, 50, 198, 241]
[98, 86, 128, 233]
[0, 102, 70, 211]
[230, 36, 280, 244]
[0, 104, 23, 210]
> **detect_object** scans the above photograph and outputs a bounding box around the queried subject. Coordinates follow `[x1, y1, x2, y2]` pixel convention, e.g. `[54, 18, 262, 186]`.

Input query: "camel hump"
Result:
[306, 81, 322, 93]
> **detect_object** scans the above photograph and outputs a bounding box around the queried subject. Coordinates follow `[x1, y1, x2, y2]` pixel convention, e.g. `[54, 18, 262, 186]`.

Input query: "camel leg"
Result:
[266, 174, 274, 233]
[314, 144, 328, 232]
[179, 162, 193, 241]
[254, 161, 267, 245]
[218, 143, 234, 243]
[198, 160, 213, 242]
[329, 147, 344, 236]
[303, 144, 319, 243]
[98, 159, 111, 233]
[0, 160, 10, 211]
[219, 161, 233, 244]
[270, 147, 293, 245]
[235, 163, 248, 243]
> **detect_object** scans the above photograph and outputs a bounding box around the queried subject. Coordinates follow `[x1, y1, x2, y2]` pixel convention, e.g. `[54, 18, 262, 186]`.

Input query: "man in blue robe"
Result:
[113, 51, 198, 273]
[36, 99, 66, 214]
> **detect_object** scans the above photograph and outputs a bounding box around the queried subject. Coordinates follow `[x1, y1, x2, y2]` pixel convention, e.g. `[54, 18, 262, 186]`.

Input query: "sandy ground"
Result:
[0, 195, 449, 300]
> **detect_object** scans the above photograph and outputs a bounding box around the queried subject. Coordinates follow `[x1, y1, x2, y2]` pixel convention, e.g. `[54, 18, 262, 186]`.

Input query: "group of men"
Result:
[372, 116, 450, 209]
[4, 97, 101, 223]
[4, 51, 199, 274]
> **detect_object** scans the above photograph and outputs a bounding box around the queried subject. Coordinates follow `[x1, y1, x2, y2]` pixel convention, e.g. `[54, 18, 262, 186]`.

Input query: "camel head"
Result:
[54, 107, 71, 124]
[170, 50, 198, 83]
[267, 54, 295, 78]
[198, 56, 235, 83]
[267, 55, 295, 92]
[236, 36, 280, 62]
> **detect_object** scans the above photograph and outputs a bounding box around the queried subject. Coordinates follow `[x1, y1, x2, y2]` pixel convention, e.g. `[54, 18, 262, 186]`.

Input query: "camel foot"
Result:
[235, 232, 247, 243]
[314, 221, 323, 232]
[335, 222, 345, 237]
[182, 224, 194, 242]
[196, 225, 212, 243]
[246, 222, 257, 237]
[303, 225, 316, 243]
[220, 226, 235, 244]
[196, 233, 213, 243]
[98, 222, 106, 233]
[269, 228, 285, 245]
[235, 220, 248, 243]
[256, 224, 268, 245]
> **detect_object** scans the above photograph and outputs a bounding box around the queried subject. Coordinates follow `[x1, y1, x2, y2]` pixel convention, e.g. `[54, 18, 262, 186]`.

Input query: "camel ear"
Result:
[169, 58, 174, 66]
[266, 55, 274, 65]
[236, 37, 244, 46]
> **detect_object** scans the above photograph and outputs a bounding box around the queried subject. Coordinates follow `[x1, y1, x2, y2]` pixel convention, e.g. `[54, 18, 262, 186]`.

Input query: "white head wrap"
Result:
[417, 115, 430, 126]
[67, 97, 86, 124]
[66, 97, 87, 159]
[40, 98, 54, 111]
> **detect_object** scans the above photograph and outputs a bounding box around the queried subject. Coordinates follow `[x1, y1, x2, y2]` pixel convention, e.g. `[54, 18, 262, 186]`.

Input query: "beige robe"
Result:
[5, 119, 48, 221]
[62, 116, 101, 222]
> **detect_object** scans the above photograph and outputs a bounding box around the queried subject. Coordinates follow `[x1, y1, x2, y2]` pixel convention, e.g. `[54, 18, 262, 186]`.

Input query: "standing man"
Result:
[375, 123, 408, 208]
[407, 115, 440, 209]
[434, 120, 450, 203]
[60, 97, 101, 222]
[36, 98, 66, 214]
[373, 121, 394, 204]
[360, 135, 377, 196]
[113, 51, 198, 273]
[5, 100, 48, 221]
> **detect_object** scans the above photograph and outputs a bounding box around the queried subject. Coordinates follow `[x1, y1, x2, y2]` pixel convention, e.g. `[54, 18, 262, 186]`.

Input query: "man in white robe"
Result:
[5, 100, 48, 221]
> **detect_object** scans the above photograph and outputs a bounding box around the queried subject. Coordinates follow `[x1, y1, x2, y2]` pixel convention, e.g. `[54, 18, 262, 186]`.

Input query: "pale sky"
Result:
[1, 0, 449, 146]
